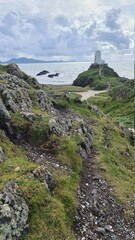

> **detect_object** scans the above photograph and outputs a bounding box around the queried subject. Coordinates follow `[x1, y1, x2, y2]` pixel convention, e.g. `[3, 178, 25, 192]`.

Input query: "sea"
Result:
[18, 61, 134, 85]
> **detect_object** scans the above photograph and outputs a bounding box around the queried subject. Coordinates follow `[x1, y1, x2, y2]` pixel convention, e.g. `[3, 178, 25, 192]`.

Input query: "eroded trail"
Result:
[73, 151, 134, 240]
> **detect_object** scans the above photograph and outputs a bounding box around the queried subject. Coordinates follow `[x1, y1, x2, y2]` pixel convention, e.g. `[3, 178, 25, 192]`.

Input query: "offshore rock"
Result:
[36, 70, 49, 76]
[0, 181, 29, 240]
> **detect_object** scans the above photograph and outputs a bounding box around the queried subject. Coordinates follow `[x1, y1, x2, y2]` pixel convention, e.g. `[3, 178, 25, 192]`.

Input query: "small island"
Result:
[73, 50, 119, 90]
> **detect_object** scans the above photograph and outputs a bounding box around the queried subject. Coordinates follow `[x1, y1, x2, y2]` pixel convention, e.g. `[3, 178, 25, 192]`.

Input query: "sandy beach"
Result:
[76, 89, 107, 100]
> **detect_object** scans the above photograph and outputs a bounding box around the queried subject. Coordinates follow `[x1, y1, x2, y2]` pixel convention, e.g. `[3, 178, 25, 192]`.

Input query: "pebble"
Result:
[105, 225, 113, 232]
[15, 167, 20, 172]
[95, 227, 105, 234]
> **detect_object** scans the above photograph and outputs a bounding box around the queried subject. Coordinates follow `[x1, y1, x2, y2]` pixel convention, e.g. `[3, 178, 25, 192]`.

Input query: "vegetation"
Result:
[42, 84, 89, 95]
[88, 79, 134, 128]
[0, 63, 134, 239]
[0, 64, 9, 74]
[67, 101, 134, 215]
[72, 64, 121, 90]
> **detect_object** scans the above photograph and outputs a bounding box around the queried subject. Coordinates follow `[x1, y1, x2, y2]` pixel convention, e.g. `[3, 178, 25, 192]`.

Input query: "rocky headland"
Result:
[0, 63, 134, 240]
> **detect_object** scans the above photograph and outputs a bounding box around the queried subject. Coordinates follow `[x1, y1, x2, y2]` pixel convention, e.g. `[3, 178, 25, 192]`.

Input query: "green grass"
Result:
[0, 64, 9, 74]
[92, 120, 135, 215]
[43, 84, 89, 95]
[0, 126, 81, 239]
[72, 64, 121, 90]
[88, 93, 134, 128]
[64, 99, 135, 217]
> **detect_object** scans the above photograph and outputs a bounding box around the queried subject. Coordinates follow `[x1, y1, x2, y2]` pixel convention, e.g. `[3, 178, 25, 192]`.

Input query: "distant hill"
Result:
[0, 57, 64, 64]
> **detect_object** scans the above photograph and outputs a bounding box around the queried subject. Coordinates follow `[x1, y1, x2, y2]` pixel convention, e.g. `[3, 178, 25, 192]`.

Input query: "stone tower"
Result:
[94, 50, 105, 65]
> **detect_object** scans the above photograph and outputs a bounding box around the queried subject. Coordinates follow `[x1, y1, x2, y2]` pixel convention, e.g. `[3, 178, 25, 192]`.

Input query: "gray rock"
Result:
[95, 227, 105, 235]
[7, 63, 40, 88]
[0, 181, 29, 240]
[0, 146, 6, 162]
[87, 104, 104, 116]
[49, 117, 72, 136]
[32, 166, 55, 192]
[2, 88, 32, 112]
[0, 101, 11, 121]
[21, 112, 36, 122]
[35, 90, 52, 111]
[105, 225, 113, 232]
[0, 73, 30, 89]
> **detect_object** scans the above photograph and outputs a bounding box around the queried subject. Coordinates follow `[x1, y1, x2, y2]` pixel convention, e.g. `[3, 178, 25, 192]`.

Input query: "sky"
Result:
[0, 0, 134, 62]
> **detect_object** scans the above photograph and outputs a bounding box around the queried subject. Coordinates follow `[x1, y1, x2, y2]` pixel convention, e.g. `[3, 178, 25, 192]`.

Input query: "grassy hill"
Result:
[72, 63, 121, 90]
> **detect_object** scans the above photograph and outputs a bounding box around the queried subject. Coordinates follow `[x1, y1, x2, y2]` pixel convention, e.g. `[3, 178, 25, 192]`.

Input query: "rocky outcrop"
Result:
[6, 63, 40, 88]
[0, 181, 29, 240]
[1, 88, 32, 112]
[0, 101, 11, 121]
[35, 90, 52, 111]
[49, 117, 72, 136]
[0, 74, 30, 89]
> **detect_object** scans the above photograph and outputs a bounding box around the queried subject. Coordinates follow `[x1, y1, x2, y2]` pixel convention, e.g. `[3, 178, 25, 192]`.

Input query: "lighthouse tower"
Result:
[94, 50, 105, 65]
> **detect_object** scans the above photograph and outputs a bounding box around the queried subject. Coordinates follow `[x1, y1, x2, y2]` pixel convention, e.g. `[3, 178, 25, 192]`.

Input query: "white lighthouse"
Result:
[94, 50, 105, 65]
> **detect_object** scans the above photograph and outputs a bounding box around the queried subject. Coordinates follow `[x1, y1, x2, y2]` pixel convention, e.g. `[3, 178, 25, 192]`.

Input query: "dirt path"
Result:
[76, 89, 107, 100]
[72, 151, 134, 240]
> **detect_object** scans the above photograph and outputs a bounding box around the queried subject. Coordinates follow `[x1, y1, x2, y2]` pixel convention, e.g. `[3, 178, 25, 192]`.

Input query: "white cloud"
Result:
[0, 0, 134, 61]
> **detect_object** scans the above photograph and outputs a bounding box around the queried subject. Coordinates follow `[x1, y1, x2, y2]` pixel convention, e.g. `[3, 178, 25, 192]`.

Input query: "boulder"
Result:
[0, 181, 29, 240]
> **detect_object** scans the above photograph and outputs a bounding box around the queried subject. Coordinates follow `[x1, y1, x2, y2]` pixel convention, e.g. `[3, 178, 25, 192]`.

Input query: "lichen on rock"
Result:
[0, 181, 29, 240]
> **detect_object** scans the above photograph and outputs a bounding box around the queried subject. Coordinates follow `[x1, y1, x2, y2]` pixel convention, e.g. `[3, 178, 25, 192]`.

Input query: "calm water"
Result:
[18, 61, 134, 85]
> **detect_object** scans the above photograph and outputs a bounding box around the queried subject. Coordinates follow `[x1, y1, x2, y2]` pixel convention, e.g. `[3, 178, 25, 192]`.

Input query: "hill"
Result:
[73, 63, 121, 90]
[0, 63, 134, 240]
[0, 57, 64, 64]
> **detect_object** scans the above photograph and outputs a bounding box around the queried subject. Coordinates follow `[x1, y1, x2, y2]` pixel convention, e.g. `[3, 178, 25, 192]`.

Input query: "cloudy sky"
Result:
[0, 0, 134, 61]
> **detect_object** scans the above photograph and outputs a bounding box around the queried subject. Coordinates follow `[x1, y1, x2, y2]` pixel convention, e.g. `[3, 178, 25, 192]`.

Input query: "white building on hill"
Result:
[94, 50, 105, 65]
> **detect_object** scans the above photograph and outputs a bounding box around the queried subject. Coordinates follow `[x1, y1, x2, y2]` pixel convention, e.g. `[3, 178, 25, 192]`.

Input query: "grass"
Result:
[0, 124, 81, 239]
[72, 64, 121, 90]
[88, 92, 134, 128]
[92, 118, 135, 215]
[43, 84, 89, 95]
[0, 62, 134, 239]
[64, 99, 135, 217]
[0, 64, 9, 74]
